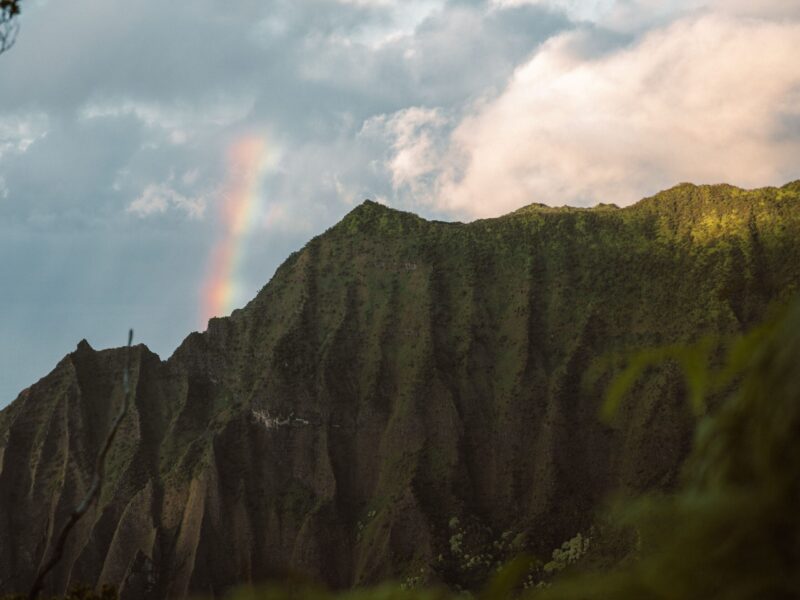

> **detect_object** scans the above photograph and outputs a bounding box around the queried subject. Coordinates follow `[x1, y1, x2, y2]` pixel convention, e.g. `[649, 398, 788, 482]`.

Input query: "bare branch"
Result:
[0, 1, 21, 55]
[28, 330, 135, 600]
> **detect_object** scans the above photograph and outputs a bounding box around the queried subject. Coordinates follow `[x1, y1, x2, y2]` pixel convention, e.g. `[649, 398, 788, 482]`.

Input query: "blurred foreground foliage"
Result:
[225, 300, 800, 600]
[534, 300, 800, 599]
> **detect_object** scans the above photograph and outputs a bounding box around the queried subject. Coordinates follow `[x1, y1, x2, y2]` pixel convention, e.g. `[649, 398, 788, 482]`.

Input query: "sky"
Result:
[1, 0, 799, 406]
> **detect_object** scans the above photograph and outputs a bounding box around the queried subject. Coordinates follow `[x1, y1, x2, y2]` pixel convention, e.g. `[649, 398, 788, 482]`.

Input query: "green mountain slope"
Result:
[1, 181, 799, 599]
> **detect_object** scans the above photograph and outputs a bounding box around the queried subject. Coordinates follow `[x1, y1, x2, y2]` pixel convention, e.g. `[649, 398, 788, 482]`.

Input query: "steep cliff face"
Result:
[1, 182, 799, 598]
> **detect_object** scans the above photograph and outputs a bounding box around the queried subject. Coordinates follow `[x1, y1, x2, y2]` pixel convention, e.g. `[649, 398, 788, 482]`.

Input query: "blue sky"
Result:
[1, 0, 798, 406]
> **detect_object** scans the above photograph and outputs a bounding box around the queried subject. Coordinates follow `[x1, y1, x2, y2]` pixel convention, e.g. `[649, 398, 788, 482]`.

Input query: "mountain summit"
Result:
[1, 182, 800, 598]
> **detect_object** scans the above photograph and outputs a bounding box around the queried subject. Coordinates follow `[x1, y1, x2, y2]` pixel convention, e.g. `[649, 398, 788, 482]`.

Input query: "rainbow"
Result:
[200, 136, 273, 327]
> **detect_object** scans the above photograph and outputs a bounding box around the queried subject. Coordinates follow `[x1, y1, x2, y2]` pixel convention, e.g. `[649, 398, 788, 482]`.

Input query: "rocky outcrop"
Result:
[1, 182, 799, 598]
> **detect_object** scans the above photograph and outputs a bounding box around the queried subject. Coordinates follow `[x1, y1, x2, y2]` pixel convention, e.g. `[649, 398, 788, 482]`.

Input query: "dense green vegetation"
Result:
[537, 300, 800, 598]
[7, 297, 798, 599]
[221, 298, 800, 599]
[1, 182, 798, 598]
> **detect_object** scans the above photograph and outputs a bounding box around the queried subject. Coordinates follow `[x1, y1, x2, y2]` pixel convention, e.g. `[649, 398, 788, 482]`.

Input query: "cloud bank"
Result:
[379, 11, 800, 216]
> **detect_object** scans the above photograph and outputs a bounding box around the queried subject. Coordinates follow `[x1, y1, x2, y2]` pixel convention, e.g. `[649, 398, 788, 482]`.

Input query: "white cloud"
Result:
[490, 0, 800, 29]
[388, 13, 800, 217]
[0, 112, 49, 158]
[261, 201, 314, 234]
[181, 168, 200, 186]
[80, 95, 255, 145]
[491, 0, 616, 24]
[127, 180, 206, 219]
[337, 0, 444, 48]
[334, 175, 359, 206]
[362, 106, 450, 195]
[0, 175, 8, 200]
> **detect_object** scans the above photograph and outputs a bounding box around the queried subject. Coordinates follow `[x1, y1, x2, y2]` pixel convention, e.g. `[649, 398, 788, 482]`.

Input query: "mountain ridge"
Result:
[12, 179, 798, 373]
[2, 181, 800, 598]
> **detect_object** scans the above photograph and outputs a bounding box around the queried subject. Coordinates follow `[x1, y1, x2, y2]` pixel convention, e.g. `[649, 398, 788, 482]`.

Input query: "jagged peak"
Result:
[358, 198, 384, 209]
[336, 198, 425, 233]
[75, 338, 94, 353]
[346, 198, 403, 217]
